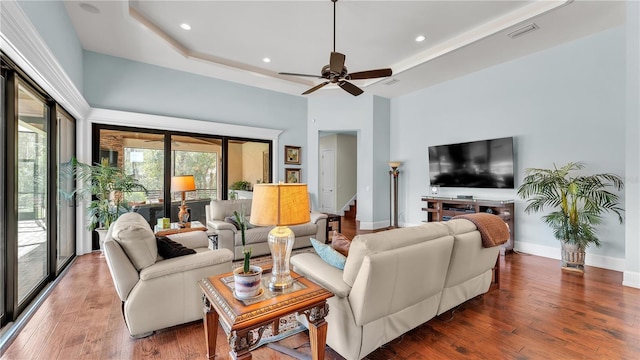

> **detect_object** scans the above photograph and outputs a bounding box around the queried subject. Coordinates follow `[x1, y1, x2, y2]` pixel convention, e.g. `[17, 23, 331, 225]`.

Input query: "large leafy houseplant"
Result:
[517, 162, 624, 250]
[71, 158, 147, 231]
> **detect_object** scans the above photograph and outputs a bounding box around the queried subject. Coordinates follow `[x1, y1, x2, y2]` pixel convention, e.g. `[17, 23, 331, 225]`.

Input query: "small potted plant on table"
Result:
[232, 206, 263, 299]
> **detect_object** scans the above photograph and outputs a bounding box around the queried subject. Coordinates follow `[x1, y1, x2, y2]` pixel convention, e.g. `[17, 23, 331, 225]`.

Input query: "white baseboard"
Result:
[516, 241, 625, 272]
[623, 271, 640, 289]
[359, 220, 390, 230]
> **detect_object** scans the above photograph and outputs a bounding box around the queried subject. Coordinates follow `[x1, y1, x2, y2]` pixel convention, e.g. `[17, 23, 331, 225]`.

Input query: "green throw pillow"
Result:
[310, 238, 346, 270]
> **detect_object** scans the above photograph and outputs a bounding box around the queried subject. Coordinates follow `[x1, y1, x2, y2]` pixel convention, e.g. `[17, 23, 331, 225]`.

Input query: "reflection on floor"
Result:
[17, 220, 47, 303]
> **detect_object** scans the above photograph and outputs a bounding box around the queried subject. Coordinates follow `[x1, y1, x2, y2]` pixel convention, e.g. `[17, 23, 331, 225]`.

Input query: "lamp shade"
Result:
[388, 161, 402, 169]
[250, 183, 310, 226]
[171, 175, 196, 192]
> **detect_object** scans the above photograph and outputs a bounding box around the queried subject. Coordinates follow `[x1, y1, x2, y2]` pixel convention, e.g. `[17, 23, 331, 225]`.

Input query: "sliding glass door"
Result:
[94, 125, 272, 238]
[0, 74, 5, 325]
[1, 56, 77, 326]
[56, 108, 75, 272]
[16, 82, 49, 305]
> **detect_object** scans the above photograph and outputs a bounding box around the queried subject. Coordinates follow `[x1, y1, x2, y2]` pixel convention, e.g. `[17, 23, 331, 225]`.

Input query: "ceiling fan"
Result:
[279, 0, 393, 96]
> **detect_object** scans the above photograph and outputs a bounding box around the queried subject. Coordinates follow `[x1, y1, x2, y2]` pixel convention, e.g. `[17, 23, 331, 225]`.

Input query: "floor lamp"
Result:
[389, 162, 402, 228]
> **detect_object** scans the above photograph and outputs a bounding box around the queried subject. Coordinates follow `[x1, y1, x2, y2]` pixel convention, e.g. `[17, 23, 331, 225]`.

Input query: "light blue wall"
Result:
[83, 51, 307, 182]
[17, 0, 83, 92]
[625, 0, 640, 285]
[391, 25, 627, 260]
[308, 93, 391, 228]
[372, 96, 391, 223]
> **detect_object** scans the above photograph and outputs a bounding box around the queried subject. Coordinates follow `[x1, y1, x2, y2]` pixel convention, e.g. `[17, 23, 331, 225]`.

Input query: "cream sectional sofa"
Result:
[103, 212, 234, 337]
[290, 218, 503, 360]
[205, 199, 328, 260]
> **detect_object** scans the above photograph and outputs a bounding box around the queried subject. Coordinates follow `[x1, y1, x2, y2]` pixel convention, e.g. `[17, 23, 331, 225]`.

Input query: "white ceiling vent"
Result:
[384, 78, 400, 86]
[507, 23, 539, 39]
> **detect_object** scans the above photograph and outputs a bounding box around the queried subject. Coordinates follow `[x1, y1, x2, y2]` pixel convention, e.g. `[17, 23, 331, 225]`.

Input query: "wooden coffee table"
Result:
[199, 267, 334, 360]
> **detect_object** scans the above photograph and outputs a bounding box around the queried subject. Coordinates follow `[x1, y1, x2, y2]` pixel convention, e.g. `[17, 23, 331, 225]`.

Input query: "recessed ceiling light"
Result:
[415, 35, 426, 42]
[180, 23, 191, 30]
[79, 3, 100, 14]
[262, 58, 271, 63]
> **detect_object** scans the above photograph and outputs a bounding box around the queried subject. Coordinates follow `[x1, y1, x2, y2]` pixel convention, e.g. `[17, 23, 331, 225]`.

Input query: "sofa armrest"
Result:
[207, 219, 237, 232]
[140, 249, 234, 281]
[310, 211, 328, 224]
[166, 230, 209, 249]
[291, 253, 351, 297]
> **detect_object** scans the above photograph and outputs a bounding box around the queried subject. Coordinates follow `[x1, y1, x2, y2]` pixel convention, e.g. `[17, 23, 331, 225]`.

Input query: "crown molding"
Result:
[0, 0, 90, 120]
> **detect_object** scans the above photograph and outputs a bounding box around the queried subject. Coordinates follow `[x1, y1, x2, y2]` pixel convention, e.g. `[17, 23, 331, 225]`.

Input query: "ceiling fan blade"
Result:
[302, 81, 330, 95]
[338, 80, 364, 96]
[279, 72, 322, 79]
[347, 68, 393, 80]
[330, 52, 346, 74]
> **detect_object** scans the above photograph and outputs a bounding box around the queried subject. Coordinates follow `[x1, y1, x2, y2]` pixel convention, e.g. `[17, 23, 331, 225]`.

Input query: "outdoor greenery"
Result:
[517, 162, 624, 249]
[230, 180, 251, 191]
[70, 158, 147, 231]
[123, 148, 218, 201]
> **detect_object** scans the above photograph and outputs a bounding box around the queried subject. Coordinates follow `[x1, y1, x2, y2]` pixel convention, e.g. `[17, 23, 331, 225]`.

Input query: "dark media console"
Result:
[421, 196, 515, 255]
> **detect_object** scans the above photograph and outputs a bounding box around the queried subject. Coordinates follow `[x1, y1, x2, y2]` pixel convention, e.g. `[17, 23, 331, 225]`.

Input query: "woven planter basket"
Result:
[561, 242, 585, 273]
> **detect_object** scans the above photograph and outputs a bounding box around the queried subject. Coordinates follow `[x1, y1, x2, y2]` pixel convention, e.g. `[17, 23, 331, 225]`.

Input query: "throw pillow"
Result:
[156, 236, 196, 259]
[225, 215, 255, 230]
[331, 232, 351, 257]
[310, 238, 346, 270]
[224, 216, 241, 230]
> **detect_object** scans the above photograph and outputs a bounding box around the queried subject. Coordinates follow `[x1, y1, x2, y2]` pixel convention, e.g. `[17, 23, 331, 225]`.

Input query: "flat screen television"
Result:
[428, 137, 514, 189]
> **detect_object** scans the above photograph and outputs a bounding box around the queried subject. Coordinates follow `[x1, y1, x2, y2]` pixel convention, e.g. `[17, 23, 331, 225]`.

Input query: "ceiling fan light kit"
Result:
[279, 0, 392, 96]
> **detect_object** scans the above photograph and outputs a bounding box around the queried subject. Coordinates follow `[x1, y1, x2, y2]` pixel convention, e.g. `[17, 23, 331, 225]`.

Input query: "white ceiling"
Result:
[63, 0, 625, 98]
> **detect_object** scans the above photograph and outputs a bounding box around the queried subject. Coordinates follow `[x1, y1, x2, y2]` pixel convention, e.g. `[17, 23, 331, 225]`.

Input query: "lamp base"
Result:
[267, 226, 295, 290]
[177, 204, 190, 227]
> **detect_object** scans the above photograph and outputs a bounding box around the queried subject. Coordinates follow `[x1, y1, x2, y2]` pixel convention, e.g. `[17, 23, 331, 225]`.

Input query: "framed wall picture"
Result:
[285, 168, 301, 183]
[285, 145, 301, 165]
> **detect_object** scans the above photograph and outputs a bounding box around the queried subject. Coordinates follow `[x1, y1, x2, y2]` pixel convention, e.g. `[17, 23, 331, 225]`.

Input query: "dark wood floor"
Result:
[2, 217, 639, 360]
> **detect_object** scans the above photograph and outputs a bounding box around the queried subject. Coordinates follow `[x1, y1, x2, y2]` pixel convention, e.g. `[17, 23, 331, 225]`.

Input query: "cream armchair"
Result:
[205, 199, 327, 260]
[103, 212, 234, 337]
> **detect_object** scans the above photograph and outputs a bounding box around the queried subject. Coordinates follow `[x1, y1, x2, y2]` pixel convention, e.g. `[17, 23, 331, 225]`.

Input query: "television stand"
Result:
[421, 196, 515, 255]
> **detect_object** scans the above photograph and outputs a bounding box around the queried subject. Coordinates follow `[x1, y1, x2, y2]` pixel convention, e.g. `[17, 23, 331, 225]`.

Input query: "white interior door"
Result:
[321, 149, 335, 213]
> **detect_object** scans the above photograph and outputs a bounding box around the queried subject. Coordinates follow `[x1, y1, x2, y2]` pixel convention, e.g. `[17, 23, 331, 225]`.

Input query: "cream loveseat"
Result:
[290, 217, 505, 360]
[205, 199, 328, 260]
[103, 212, 234, 337]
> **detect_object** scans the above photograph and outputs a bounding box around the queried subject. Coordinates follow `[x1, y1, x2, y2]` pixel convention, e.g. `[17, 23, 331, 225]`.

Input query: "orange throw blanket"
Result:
[452, 213, 510, 248]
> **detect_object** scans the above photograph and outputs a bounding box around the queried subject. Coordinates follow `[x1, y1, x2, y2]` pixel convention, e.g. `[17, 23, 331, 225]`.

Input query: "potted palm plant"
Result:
[232, 206, 263, 299]
[71, 158, 147, 251]
[517, 162, 624, 272]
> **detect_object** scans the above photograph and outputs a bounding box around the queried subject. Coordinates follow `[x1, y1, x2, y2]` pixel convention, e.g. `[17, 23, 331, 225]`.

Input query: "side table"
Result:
[199, 267, 333, 360]
[324, 213, 341, 243]
[154, 220, 207, 236]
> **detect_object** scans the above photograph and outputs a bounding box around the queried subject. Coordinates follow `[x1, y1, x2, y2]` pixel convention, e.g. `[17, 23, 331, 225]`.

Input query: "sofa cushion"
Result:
[156, 236, 196, 259]
[290, 222, 317, 237]
[331, 233, 351, 256]
[236, 226, 274, 246]
[111, 212, 158, 271]
[343, 222, 451, 286]
[209, 199, 252, 220]
[310, 238, 346, 270]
